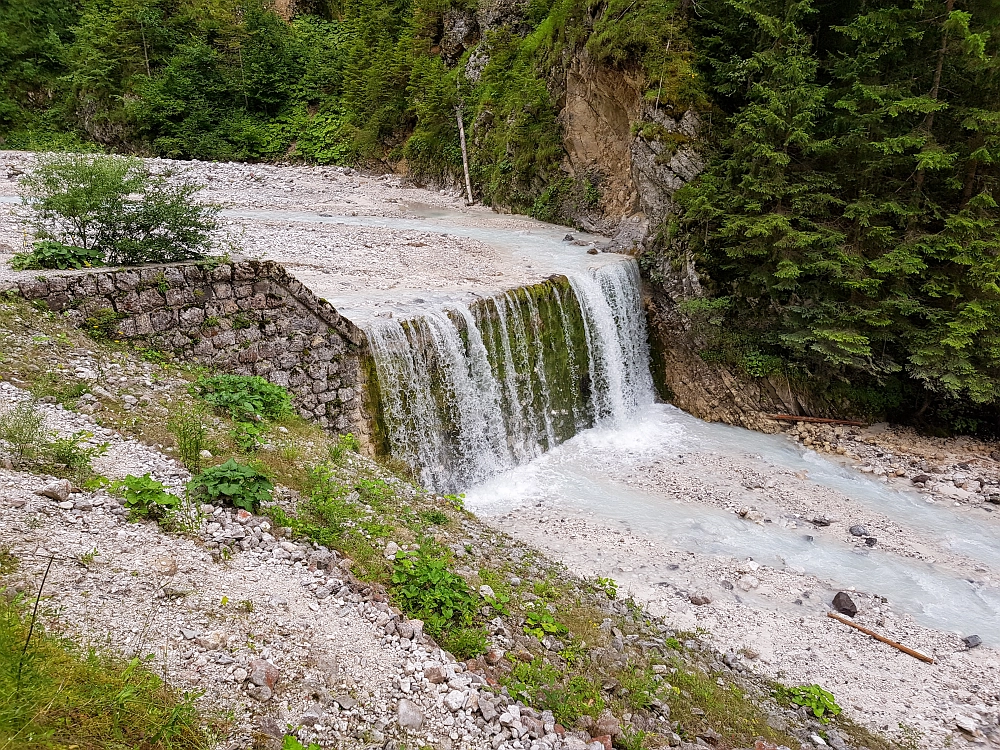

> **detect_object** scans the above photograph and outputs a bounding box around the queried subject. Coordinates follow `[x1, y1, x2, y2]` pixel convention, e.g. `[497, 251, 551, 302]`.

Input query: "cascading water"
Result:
[364, 259, 654, 492]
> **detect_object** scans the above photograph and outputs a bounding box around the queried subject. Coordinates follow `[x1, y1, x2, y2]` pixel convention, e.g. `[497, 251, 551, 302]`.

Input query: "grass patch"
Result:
[0, 595, 210, 749]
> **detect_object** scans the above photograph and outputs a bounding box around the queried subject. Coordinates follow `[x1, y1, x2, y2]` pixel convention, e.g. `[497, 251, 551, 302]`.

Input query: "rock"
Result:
[590, 736, 612, 750]
[195, 630, 226, 651]
[443, 689, 466, 712]
[233, 667, 248, 682]
[152, 555, 178, 576]
[594, 709, 620, 738]
[199, 449, 213, 459]
[35, 479, 72, 502]
[563, 234, 575, 241]
[848, 525, 869, 537]
[248, 658, 279, 689]
[689, 593, 712, 606]
[397, 619, 414, 640]
[737, 575, 760, 592]
[963, 634, 983, 649]
[334, 694, 357, 710]
[479, 698, 498, 722]
[479, 584, 496, 599]
[523, 716, 544, 738]
[832, 591, 858, 617]
[247, 684, 272, 702]
[424, 665, 447, 683]
[299, 704, 324, 726]
[865, 537, 877, 547]
[384, 541, 400, 559]
[811, 515, 832, 526]
[911, 474, 932, 484]
[587, 248, 599, 255]
[397, 698, 424, 730]
[697, 727, 723, 745]
[955, 716, 978, 734]
[484, 646, 504, 665]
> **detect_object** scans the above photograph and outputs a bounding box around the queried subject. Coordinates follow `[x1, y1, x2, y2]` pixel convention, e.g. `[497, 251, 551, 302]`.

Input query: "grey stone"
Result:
[849, 525, 869, 537]
[963, 634, 983, 648]
[397, 698, 424, 730]
[35, 479, 72, 502]
[246, 684, 272, 702]
[444, 689, 466, 712]
[334, 694, 357, 710]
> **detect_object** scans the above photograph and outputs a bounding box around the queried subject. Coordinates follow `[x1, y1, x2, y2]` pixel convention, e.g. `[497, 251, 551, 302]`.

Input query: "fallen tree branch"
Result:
[770, 414, 866, 427]
[827, 612, 935, 663]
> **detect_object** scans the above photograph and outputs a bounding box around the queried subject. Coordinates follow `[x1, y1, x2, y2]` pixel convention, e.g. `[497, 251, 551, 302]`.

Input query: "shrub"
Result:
[329, 432, 360, 462]
[440, 626, 489, 660]
[523, 608, 568, 640]
[189, 459, 273, 512]
[390, 543, 478, 638]
[10, 240, 103, 270]
[777, 683, 842, 723]
[111, 473, 180, 520]
[18, 153, 218, 266]
[190, 374, 292, 423]
[0, 399, 47, 463]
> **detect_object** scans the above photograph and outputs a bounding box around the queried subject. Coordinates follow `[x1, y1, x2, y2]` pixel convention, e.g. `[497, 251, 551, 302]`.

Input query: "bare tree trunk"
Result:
[457, 106, 474, 205]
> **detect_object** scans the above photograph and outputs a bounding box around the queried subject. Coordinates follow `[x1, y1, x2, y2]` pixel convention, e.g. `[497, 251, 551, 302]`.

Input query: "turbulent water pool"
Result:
[464, 404, 1000, 645]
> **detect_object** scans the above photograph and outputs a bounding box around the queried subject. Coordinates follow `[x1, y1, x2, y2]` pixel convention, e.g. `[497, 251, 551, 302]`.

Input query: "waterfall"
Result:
[364, 259, 655, 492]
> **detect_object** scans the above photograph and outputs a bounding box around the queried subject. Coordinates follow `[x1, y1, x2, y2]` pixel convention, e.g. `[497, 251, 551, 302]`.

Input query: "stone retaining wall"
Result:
[16, 259, 368, 433]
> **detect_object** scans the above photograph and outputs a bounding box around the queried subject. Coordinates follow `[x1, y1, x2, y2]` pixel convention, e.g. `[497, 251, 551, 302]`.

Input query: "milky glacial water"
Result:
[465, 404, 1000, 645]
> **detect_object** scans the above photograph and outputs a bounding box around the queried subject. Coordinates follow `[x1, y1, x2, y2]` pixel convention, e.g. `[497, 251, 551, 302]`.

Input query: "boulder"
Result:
[963, 634, 983, 649]
[35, 479, 72, 502]
[397, 698, 424, 730]
[832, 591, 858, 617]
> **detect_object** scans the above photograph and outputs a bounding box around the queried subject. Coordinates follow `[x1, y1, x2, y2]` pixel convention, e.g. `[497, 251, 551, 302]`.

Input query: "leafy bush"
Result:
[390, 543, 478, 638]
[329, 432, 360, 462]
[10, 240, 103, 270]
[189, 459, 273, 512]
[111, 473, 180, 520]
[18, 154, 217, 266]
[191, 374, 292, 451]
[777, 683, 841, 723]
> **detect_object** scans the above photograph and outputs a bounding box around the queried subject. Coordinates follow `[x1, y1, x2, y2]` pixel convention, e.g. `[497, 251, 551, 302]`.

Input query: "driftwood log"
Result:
[827, 612, 935, 663]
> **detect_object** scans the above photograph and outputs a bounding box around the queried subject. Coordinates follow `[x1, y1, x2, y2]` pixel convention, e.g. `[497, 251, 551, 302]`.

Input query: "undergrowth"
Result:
[0, 593, 210, 749]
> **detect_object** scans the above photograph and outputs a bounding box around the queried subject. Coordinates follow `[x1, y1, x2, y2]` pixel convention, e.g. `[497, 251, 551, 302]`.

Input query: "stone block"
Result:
[138, 288, 166, 312]
[212, 282, 233, 300]
[179, 307, 205, 327]
[115, 271, 140, 291]
[165, 287, 195, 307]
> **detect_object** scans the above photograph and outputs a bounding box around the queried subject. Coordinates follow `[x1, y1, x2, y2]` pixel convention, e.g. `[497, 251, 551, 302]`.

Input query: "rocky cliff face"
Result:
[544, 49, 791, 428]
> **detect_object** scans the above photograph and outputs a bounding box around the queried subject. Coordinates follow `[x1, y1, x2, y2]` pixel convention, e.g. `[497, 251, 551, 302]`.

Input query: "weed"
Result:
[0, 594, 208, 748]
[238, 599, 255, 613]
[444, 492, 465, 510]
[83, 308, 126, 341]
[440, 626, 488, 660]
[390, 542, 478, 639]
[329, 432, 360, 462]
[420, 509, 449, 526]
[48, 431, 107, 472]
[190, 459, 273, 512]
[78, 547, 99, 566]
[111, 474, 180, 521]
[282, 735, 320, 750]
[776, 683, 842, 723]
[0, 546, 19, 575]
[523, 608, 567, 640]
[0, 399, 47, 463]
[191, 374, 291, 423]
[168, 406, 209, 472]
[595, 576, 618, 600]
[10, 239, 103, 270]
[618, 729, 649, 750]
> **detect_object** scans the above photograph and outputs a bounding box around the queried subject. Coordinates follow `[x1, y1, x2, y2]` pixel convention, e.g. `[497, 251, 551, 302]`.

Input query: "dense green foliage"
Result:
[0, 0, 697, 215]
[111, 473, 180, 520]
[189, 458, 274, 512]
[19, 153, 217, 264]
[670, 0, 1000, 428]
